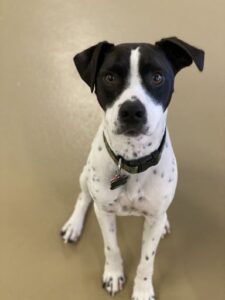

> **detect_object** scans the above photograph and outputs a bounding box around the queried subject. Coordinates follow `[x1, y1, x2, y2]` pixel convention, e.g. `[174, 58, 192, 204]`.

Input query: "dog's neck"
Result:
[103, 115, 167, 161]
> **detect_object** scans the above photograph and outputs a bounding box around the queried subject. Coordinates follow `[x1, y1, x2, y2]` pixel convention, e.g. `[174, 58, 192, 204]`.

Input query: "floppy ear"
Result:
[74, 41, 114, 92]
[155, 37, 204, 74]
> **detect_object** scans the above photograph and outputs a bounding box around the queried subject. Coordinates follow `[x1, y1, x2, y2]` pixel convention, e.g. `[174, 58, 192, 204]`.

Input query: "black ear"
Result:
[74, 41, 114, 92]
[155, 37, 204, 74]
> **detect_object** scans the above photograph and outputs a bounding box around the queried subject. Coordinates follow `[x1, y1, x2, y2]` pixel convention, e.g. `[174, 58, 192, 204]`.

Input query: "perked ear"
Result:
[155, 37, 204, 74]
[74, 41, 114, 92]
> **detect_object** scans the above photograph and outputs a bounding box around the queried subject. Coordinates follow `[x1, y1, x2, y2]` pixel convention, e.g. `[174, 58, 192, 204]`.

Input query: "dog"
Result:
[61, 37, 204, 300]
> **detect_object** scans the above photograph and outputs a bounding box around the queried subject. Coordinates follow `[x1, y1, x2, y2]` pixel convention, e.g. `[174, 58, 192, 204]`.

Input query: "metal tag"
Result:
[110, 158, 129, 190]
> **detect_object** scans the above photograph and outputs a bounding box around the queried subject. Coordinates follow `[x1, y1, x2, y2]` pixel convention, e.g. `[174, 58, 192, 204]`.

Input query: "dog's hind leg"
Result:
[61, 167, 92, 243]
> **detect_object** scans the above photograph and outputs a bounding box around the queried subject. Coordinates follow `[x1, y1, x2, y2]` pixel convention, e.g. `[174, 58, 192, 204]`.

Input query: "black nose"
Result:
[119, 100, 147, 125]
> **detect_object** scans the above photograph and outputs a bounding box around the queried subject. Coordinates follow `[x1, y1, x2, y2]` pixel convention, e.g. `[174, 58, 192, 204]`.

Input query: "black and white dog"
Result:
[61, 37, 204, 300]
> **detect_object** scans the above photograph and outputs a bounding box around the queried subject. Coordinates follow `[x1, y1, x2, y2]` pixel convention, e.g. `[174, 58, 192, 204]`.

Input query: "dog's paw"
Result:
[131, 286, 155, 300]
[161, 218, 171, 239]
[60, 216, 83, 243]
[102, 266, 125, 296]
[132, 277, 155, 300]
[131, 295, 156, 300]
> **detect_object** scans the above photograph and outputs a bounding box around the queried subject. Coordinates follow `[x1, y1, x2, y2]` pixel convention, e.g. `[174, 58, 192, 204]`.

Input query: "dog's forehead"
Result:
[96, 43, 174, 111]
[101, 43, 168, 70]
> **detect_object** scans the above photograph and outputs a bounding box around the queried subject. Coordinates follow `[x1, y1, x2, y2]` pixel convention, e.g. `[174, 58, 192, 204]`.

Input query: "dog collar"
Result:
[103, 129, 166, 175]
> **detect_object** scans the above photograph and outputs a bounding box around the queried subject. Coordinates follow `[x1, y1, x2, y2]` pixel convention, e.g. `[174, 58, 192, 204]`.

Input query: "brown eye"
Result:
[104, 73, 116, 84]
[152, 72, 164, 85]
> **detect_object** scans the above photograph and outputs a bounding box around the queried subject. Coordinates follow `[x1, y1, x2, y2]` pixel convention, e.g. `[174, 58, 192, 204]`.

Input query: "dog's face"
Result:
[74, 38, 204, 137]
[95, 44, 174, 137]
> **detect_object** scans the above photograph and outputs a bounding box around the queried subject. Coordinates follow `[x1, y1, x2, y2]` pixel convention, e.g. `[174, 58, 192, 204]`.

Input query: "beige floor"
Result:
[1, 1, 225, 299]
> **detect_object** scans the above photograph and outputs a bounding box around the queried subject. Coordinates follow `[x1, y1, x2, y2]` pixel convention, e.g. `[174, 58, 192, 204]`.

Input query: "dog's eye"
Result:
[104, 73, 117, 84]
[151, 72, 164, 86]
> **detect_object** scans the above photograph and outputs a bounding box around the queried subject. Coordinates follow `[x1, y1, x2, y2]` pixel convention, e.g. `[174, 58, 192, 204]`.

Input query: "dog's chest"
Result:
[100, 171, 170, 217]
[110, 189, 151, 217]
[87, 125, 177, 217]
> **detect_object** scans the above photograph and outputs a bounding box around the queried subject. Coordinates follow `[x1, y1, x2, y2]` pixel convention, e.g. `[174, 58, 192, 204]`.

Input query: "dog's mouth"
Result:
[115, 125, 149, 137]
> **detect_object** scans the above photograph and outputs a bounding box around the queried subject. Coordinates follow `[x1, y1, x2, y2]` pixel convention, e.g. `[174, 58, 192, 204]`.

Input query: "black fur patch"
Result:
[74, 38, 204, 111]
[94, 43, 175, 111]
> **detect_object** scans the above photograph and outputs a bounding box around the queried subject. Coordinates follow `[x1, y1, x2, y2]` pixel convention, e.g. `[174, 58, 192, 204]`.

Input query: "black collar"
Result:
[103, 129, 166, 174]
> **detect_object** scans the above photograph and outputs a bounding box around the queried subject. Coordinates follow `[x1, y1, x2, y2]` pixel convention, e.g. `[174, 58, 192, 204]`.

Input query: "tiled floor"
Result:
[0, 1, 224, 299]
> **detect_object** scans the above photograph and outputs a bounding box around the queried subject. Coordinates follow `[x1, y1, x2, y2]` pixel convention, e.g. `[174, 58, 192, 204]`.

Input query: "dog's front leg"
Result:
[94, 203, 125, 296]
[132, 213, 166, 300]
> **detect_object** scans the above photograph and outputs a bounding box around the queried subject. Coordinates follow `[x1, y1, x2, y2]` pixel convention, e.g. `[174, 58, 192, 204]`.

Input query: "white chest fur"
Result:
[84, 124, 178, 218]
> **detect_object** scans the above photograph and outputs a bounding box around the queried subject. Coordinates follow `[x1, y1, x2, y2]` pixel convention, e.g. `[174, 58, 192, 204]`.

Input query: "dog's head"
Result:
[74, 37, 204, 137]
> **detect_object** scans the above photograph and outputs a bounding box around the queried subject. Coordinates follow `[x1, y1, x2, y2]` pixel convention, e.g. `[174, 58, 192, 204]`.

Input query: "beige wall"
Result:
[0, 1, 224, 300]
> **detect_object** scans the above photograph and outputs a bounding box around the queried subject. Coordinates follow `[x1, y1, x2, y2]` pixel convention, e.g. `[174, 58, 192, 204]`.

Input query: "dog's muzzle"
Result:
[118, 100, 147, 136]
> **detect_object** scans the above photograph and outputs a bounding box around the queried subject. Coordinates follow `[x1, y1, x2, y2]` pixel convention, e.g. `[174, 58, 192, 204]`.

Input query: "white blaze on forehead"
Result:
[104, 45, 165, 143]
[129, 47, 141, 86]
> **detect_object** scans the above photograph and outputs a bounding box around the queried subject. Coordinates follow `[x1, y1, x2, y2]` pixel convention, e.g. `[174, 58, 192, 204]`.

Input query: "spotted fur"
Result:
[61, 38, 204, 300]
